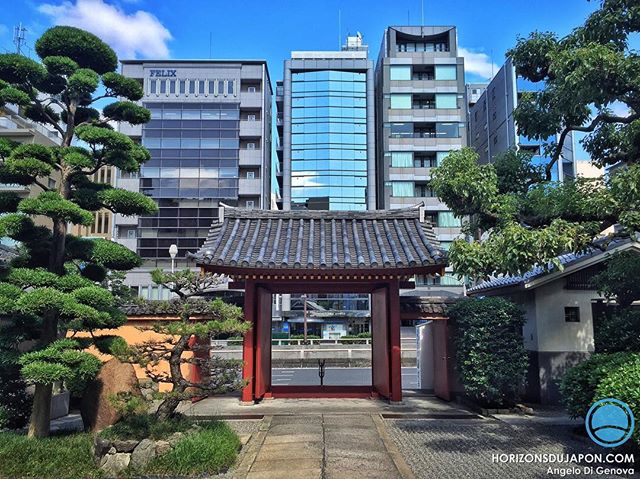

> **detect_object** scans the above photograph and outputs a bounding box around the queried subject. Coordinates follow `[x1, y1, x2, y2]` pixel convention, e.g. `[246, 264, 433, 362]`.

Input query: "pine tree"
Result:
[0, 26, 157, 437]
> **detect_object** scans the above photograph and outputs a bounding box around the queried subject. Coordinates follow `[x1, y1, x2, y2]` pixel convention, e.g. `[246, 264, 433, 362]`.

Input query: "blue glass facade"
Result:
[290, 70, 368, 211]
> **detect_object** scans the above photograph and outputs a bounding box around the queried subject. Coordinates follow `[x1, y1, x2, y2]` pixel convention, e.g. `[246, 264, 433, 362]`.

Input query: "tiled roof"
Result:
[190, 205, 446, 271]
[469, 239, 639, 293]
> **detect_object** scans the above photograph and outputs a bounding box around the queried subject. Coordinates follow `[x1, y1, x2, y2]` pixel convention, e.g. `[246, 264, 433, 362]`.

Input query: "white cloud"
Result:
[609, 101, 631, 117]
[0, 24, 8, 35]
[459, 47, 499, 80]
[38, 0, 172, 59]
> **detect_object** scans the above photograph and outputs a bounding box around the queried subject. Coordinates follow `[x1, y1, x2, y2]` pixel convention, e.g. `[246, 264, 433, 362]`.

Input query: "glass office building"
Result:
[290, 70, 368, 210]
[114, 60, 272, 297]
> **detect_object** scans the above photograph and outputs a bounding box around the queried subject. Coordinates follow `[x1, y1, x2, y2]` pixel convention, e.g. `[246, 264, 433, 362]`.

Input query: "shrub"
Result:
[144, 421, 239, 476]
[595, 310, 640, 353]
[0, 372, 32, 430]
[290, 334, 320, 340]
[100, 413, 193, 441]
[447, 297, 529, 408]
[594, 355, 640, 446]
[559, 352, 639, 418]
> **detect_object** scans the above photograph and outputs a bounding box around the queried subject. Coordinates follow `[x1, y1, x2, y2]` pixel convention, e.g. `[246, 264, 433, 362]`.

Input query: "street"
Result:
[271, 367, 418, 389]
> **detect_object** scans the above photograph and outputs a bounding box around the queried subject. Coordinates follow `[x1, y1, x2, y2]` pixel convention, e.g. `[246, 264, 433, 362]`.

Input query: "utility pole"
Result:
[13, 23, 26, 55]
[302, 294, 308, 343]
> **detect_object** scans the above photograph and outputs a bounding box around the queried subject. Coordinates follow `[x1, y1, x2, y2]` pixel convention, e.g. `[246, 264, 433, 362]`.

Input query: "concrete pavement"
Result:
[271, 366, 418, 388]
[232, 414, 413, 479]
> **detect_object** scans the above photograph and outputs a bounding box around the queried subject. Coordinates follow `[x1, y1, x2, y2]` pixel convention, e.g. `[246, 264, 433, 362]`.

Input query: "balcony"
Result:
[239, 177, 261, 195]
[239, 120, 263, 137]
[240, 91, 263, 108]
[239, 148, 263, 166]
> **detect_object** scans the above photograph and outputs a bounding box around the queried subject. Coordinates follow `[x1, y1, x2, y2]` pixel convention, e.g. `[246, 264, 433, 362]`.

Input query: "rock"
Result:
[131, 438, 156, 470]
[238, 434, 251, 446]
[155, 440, 171, 455]
[167, 432, 184, 447]
[113, 439, 140, 453]
[100, 452, 131, 478]
[80, 358, 142, 432]
[93, 436, 112, 460]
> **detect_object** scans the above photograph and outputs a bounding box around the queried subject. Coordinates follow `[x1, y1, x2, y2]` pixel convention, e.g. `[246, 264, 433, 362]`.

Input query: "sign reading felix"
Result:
[149, 69, 177, 77]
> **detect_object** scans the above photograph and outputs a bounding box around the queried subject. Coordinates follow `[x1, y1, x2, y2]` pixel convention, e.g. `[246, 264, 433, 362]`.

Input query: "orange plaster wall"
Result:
[70, 318, 193, 393]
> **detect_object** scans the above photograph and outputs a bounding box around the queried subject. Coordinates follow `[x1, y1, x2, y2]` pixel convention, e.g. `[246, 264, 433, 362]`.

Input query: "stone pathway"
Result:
[233, 414, 412, 479]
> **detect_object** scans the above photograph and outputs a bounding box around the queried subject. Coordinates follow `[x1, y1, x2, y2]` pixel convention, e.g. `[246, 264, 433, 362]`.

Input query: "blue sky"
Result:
[2, 0, 602, 84]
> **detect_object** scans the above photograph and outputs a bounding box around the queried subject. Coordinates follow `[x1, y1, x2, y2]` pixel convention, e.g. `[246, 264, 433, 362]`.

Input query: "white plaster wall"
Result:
[533, 279, 599, 353]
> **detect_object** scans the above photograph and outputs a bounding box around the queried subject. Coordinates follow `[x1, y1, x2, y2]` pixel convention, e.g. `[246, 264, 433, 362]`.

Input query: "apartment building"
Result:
[375, 26, 467, 291]
[114, 60, 272, 297]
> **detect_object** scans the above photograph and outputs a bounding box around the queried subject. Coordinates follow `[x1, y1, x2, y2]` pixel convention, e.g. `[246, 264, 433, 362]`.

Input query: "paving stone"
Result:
[263, 432, 323, 444]
[250, 457, 323, 472]
[255, 442, 324, 461]
[246, 468, 322, 479]
[266, 423, 323, 436]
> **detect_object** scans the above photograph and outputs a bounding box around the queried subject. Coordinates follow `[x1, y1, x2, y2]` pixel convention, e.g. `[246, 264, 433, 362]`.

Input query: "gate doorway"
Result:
[191, 205, 448, 403]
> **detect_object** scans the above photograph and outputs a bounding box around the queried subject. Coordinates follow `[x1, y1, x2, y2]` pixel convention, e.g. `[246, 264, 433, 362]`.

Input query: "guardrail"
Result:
[212, 337, 416, 347]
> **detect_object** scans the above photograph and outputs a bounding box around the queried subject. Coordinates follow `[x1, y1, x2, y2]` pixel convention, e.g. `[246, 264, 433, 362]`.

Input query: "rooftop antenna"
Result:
[491, 48, 494, 77]
[421, 0, 424, 25]
[209, 32, 212, 58]
[13, 23, 26, 55]
[407, 9, 410, 25]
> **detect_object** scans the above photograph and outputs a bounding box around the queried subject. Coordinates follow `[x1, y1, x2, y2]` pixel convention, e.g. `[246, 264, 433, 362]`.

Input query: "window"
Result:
[565, 307, 580, 323]
[159, 80, 166, 94]
[389, 123, 413, 138]
[189, 80, 196, 94]
[437, 211, 461, 228]
[390, 66, 411, 80]
[218, 80, 225, 96]
[246, 200, 255, 208]
[391, 182, 414, 197]
[247, 142, 256, 150]
[435, 94, 457, 109]
[248, 86, 256, 93]
[493, 136, 498, 145]
[179, 80, 186, 94]
[436, 152, 449, 166]
[435, 65, 457, 80]
[149, 79, 157, 94]
[390, 152, 413, 167]
[198, 81, 205, 95]
[390, 94, 412, 109]
[436, 123, 460, 138]
[247, 114, 256, 121]
[227, 81, 234, 95]
[169, 80, 176, 94]
[246, 171, 255, 179]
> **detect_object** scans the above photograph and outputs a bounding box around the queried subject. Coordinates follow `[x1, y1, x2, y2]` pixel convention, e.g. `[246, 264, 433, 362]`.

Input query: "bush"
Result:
[594, 356, 640, 446]
[559, 352, 639, 418]
[595, 310, 640, 353]
[100, 413, 193, 441]
[447, 297, 529, 408]
[144, 421, 239, 476]
[0, 373, 32, 430]
[290, 334, 320, 340]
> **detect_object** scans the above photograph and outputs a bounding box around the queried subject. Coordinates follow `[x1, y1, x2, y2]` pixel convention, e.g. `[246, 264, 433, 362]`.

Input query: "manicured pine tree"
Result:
[0, 26, 157, 437]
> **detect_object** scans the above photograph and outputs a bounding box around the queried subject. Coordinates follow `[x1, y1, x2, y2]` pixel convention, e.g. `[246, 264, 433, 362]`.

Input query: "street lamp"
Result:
[169, 244, 178, 273]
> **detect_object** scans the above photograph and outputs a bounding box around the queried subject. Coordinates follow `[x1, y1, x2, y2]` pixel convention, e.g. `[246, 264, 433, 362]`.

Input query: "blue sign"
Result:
[281, 322, 290, 333]
[149, 69, 177, 77]
[585, 398, 635, 448]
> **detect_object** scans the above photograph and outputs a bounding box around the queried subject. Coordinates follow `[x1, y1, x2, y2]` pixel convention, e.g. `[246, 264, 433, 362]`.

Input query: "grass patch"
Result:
[100, 413, 194, 441]
[0, 432, 101, 479]
[144, 421, 240, 476]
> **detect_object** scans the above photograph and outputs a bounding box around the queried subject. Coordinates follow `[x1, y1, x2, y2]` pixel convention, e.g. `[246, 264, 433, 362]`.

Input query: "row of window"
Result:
[291, 133, 367, 146]
[144, 129, 239, 139]
[291, 160, 368, 172]
[397, 41, 449, 52]
[141, 178, 242, 188]
[291, 175, 367, 187]
[291, 186, 366, 199]
[141, 167, 238, 178]
[291, 107, 367, 119]
[291, 199, 367, 211]
[388, 122, 462, 139]
[139, 218, 216, 228]
[148, 110, 241, 120]
[416, 274, 463, 286]
[143, 159, 239, 169]
[389, 65, 457, 81]
[147, 78, 238, 97]
[389, 93, 459, 110]
[142, 138, 240, 149]
[141, 188, 238, 199]
[292, 96, 367, 108]
[292, 71, 366, 82]
[390, 181, 435, 198]
[386, 151, 450, 168]
[291, 122, 367, 134]
[144, 148, 240, 159]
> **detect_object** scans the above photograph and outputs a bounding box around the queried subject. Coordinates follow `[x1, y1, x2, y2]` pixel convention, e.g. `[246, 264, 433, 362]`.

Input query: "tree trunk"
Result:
[154, 335, 190, 421]
[28, 383, 52, 438]
[155, 395, 182, 422]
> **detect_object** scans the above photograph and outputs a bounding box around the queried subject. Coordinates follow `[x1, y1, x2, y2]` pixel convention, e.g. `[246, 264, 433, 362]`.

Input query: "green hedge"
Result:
[447, 297, 528, 408]
[594, 310, 640, 353]
[594, 356, 640, 446]
[559, 352, 639, 419]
